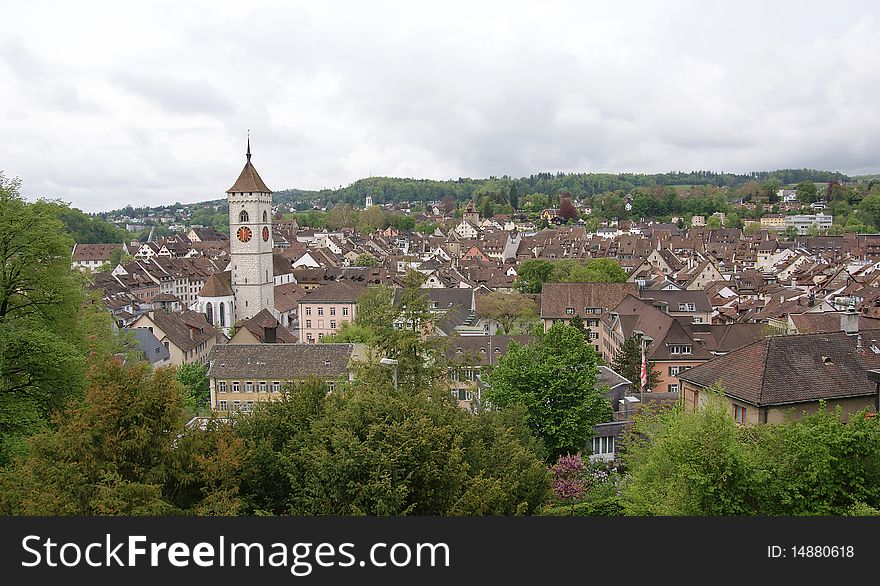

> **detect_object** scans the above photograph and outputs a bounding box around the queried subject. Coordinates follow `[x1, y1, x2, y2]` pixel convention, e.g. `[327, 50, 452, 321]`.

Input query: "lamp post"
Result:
[380, 358, 399, 391]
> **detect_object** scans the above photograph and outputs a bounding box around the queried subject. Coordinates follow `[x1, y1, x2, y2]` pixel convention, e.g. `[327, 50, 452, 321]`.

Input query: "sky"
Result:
[2, 1, 879, 212]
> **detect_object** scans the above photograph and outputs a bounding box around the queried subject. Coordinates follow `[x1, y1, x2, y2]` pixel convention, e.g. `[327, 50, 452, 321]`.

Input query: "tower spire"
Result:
[246, 130, 251, 162]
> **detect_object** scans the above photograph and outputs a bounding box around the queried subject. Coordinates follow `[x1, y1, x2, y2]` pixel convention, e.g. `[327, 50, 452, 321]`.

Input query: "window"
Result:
[342, 307, 349, 316]
[734, 404, 747, 425]
[678, 303, 696, 312]
[231, 381, 240, 393]
[245, 381, 254, 393]
[243, 400, 254, 412]
[330, 307, 336, 316]
[219, 400, 227, 411]
[327, 381, 335, 392]
[232, 400, 241, 411]
[587, 319, 599, 328]
[263, 210, 268, 223]
[668, 384, 679, 393]
[306, 333, 313, 341]
[669, 366, 681, 376]
[218, 381, 227, 392]
[566, 307, 575, 315]
[591, 436, 614, 455]
[318, 332, 324, 340]
[306, 320, 312, 328]
[589, 331, 599, 340]
[239, 210, 249, 223]
[668, 345, 692, 355]
[330, 320, 336, 329]
[258, 381, 267, 393]
[317, 307, 324, 316]
[272, 381, 281, 393]
[306, 307, 312, 316]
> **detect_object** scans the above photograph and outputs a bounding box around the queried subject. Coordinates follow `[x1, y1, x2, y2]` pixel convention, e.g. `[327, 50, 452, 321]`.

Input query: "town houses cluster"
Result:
[72, 149, 880, 460]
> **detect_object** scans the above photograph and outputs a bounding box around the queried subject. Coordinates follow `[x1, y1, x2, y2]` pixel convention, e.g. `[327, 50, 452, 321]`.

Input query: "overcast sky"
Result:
[2, 1, 879, 212]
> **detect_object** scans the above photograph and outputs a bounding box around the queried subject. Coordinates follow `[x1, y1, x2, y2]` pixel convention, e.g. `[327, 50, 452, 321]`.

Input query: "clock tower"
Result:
[227, 138, 275, 322]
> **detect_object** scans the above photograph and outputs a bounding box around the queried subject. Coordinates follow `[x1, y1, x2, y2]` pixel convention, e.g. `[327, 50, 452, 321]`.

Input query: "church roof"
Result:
[199, 271, 234, 298]
[227, 142, 272, 193]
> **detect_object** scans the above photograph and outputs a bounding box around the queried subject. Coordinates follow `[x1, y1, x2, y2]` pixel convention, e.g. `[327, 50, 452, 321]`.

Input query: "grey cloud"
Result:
[112, 72, 234, 116]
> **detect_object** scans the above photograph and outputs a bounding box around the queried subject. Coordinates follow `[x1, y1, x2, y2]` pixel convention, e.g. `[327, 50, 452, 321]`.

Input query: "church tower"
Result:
[227, 138, 275, 322]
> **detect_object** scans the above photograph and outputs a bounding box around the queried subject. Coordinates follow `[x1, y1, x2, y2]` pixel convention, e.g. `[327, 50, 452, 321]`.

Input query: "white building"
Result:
[785, 213, 833, 235]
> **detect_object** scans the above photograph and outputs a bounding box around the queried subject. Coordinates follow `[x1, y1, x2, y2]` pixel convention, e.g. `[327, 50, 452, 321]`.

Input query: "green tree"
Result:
[796, 181, 818, 205]
[763, 179, 781, 203]
[621, 388, 756, 515]
[782, 225, 799, 240]
[354, 253, 378, 267]
[0, 175, 118, 464]
[610, 336, 661, 391]
[357, 205, 386, 232]
[176, 362, 210, 415]
[578, 258, 628, 283]
[706, 216, 721, 229]
[234, 378, 550, 515]
[509, 184, 519, 211]
[0, 359, 243, 514]
[325, 203, 357, 230]
[858, 194, 880, 228]
[514, 259, 555, 294]
[476, 292, 538, 334]
[485, 323, 611, 459]
[723, 212, 742, 229]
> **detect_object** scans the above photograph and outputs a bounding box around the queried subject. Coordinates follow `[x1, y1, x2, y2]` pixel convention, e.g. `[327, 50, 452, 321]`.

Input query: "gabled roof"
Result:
[237, 308, 298, 343]
[299, 280, 366, 303]
[199, 271, 234, 298]
[540, 282, 639, 319]
[679, 331, 880, 406]
[134, 310, 217, 352]
[605, 295, 713, 361]
[207, 343, 355, 379]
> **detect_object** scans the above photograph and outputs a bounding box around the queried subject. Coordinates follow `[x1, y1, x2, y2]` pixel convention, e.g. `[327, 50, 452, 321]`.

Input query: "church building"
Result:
[196, 140, 278, 334]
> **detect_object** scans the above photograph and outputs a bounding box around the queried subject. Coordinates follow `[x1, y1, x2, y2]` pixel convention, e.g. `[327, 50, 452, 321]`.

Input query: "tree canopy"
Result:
[514, 258, 628, 293]
[621, 388, 880, 515]
[484, 323, 612, 459]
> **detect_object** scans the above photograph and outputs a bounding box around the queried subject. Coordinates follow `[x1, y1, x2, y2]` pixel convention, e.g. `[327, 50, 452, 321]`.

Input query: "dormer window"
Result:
[566, 307, 575, 315]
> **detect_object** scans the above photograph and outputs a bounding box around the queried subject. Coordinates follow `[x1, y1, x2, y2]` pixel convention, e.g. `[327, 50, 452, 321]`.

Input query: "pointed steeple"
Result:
[227, 132, 271, 193]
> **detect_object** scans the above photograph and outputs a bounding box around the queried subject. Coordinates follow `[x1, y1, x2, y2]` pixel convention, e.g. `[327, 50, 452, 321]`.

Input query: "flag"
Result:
[640, 345, 648, 391]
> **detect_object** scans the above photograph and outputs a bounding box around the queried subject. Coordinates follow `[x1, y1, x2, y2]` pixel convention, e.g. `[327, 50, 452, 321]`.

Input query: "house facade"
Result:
[298, 281, 364, 343]
[679, 331, 880, 424]
[207, 343, 361, 413]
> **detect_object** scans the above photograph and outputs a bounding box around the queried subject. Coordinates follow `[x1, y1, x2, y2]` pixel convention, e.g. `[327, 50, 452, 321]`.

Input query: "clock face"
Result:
[262, 226, 270, 242]
[236, 226, 252, 243]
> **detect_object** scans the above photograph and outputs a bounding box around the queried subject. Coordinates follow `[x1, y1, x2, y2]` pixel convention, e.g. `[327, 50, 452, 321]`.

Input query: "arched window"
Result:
[239, 210, 249, 223]
[262, 210, 268, 223]
[219, 302, 226, 327]
[205, 302, 214, 325]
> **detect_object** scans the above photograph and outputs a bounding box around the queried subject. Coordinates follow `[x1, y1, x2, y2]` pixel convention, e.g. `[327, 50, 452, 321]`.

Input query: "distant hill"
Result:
[273, 168, 851, 207]
[106, 168, 853, 215]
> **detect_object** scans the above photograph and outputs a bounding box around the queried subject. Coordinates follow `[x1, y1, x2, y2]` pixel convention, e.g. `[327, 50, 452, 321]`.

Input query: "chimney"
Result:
[841, 306, 859, 335]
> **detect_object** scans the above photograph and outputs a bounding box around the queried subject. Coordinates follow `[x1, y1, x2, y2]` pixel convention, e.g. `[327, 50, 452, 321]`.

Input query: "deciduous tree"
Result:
[485, 323, 611, 459]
